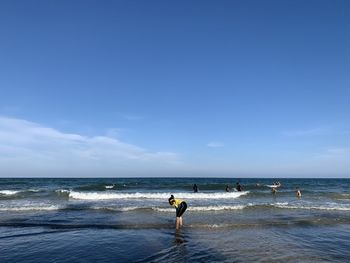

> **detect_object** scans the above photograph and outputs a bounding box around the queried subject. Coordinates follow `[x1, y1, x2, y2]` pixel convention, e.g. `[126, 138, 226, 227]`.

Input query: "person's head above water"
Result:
[168, 195, 175, 205]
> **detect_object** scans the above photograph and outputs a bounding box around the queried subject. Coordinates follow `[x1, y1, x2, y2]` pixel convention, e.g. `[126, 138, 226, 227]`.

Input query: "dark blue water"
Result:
[0, 178, 349, 262]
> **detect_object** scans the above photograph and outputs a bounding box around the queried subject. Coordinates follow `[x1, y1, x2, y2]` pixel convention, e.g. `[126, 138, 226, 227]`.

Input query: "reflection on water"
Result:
[1, 225, 350, 263]
[174, 230, 185, 245]
[173, 230, 188, 262]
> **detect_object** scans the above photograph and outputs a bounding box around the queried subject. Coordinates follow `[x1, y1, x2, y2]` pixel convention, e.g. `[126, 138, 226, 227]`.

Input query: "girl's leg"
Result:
[179, 216, 183, 227]
[176, 217, 180, 229]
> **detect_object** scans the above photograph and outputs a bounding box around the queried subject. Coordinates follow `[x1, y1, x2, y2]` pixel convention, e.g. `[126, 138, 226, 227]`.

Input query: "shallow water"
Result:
[0, 178, 349, 262]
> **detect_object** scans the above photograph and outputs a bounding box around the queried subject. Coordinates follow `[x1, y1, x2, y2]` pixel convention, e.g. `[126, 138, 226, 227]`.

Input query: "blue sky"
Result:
[0, 0, 349, 177]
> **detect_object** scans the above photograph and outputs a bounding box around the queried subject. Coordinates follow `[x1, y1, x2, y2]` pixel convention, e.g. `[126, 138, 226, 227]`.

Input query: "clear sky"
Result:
[0, 0, 349, 177]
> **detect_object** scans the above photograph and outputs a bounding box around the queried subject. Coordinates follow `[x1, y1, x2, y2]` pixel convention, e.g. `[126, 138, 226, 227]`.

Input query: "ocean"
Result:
[0, 178, 349, 262]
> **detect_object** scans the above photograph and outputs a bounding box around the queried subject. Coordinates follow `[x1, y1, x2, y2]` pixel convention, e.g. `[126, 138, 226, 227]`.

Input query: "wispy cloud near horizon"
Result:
[0, 116, 181, 176]
[0, 117, 349, 177]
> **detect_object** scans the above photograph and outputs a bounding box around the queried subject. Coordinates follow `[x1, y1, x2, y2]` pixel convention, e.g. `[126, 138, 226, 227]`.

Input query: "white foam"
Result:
[0, 190, 20, 195]
[275, 202, 288, 206]
[190, 205, 246, 211]
[153, 205, 246, 212]
[105, 185, 115, 189]
[273, 203, 350, 211]
[265, 184, 281, 188]
[28, 189, 40, 192]
[91, 206, 140, 212]
[0, 189, 40, 196]
[0, 205, 60, 211]
[90, 205, 247, 213]
[152, 207, 174, 212]
[68, 191, 249, 200]
[55, 189, 70, 194]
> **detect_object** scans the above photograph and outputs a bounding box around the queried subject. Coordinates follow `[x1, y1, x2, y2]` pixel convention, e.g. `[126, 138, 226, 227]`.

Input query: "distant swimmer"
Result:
[236, 182, 242, 192]
[193, 184, 198, 193]
[225, 185, 230, 192]
[168, 195, 187, 230]
[296, 188, 302, 198]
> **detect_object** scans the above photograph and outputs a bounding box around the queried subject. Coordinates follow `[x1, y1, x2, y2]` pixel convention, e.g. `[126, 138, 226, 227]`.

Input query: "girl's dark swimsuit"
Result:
[176, 201, 187, 217]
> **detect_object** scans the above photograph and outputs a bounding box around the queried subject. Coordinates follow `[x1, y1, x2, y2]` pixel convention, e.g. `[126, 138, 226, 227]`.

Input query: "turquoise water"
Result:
[0, 178, 349, 262]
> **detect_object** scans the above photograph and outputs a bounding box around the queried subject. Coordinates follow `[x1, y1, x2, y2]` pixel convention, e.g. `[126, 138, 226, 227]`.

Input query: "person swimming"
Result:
[236, 182, 242, 192]
[225, 185, 230, 192]
[193, 184, 198, 193]
[168, 195, 187, 230]
[296, 188, 302, 198]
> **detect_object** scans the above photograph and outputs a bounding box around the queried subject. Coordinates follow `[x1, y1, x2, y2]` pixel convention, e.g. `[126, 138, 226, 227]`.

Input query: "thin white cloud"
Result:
[105, 128, 127, 138]
[1, 116, 348, 177]
[207, 142, 224, 148]
[0, 116, 181, 176]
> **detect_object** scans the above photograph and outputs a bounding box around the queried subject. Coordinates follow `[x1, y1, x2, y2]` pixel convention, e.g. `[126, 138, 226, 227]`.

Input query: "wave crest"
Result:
[273, 202, 350, 211]
[0, 190, 20, 195]
[154, 205, 246, 212]
[68, 191, 249, 200]
[0, 205, 60, 211]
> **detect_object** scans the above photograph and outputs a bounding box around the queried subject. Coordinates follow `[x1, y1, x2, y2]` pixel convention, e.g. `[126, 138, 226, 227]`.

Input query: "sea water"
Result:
[0, 178, 349, 262]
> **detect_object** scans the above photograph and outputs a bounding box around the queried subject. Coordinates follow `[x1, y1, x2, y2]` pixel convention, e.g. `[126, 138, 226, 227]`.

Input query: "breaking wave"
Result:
[0, 205, 60, 211]
[0, 189, 40, 196]
[272, 202, 350, 211]
[153, 205, 247, 212]
[0, 190, 20, 195]
[67, 191, 249, 200]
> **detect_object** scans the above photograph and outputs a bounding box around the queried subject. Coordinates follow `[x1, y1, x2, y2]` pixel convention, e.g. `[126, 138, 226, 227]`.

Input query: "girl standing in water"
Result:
[168, 195, 187, 230]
